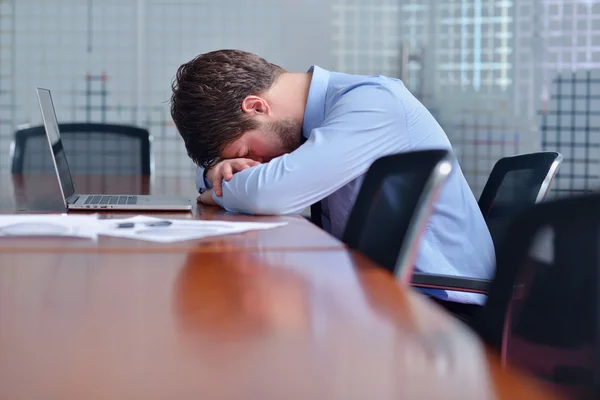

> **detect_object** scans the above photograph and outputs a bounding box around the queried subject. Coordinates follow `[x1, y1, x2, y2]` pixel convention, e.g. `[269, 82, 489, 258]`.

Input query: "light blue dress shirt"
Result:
[196, 66, 495, 304]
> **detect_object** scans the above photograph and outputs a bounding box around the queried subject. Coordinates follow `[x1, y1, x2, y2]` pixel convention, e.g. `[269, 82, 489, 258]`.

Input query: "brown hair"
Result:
[170, 49, 284, 168]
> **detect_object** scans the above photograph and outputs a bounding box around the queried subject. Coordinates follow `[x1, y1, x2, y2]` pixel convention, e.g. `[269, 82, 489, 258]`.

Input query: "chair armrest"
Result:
[411, 272, 491, 294]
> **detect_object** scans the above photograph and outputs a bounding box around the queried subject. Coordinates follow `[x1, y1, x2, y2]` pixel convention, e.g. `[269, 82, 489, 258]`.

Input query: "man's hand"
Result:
[206, 158, 260, 197]
[197, 189, 218, 206]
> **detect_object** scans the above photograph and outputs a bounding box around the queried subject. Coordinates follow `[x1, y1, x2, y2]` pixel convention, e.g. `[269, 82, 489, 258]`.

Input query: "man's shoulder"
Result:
[327, 70, 400, 89]
[323, 73, 405, 115]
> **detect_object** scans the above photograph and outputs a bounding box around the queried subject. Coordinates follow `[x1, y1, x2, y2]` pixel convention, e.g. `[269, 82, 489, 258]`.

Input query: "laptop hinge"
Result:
[66, 194, 80, 205]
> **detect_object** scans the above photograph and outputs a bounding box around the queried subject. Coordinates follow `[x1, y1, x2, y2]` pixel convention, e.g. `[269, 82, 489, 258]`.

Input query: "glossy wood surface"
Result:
[0, 173, 555, 398]
[0, 174, 342, 251]
[0, 250, 554, 399]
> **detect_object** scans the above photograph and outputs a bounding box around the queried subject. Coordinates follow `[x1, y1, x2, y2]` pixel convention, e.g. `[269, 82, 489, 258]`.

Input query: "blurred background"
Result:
[1, 0, 599, 197]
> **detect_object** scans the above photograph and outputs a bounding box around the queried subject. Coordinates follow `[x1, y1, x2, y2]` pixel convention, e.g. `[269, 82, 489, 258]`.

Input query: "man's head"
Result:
[171, 49, 307, 168]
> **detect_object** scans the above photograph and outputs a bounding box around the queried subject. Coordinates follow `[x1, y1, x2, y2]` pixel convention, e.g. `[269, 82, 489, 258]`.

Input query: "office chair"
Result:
[472, 194, 600, 399]
[342, 149, 453, 284]
[11, 123, 151, 175]
[479, 151, 563, 244]
[411, 151, 563, 294]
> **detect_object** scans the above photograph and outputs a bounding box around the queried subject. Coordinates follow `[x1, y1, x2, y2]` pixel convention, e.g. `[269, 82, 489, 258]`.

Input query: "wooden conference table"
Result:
[0, 173, 554, 399]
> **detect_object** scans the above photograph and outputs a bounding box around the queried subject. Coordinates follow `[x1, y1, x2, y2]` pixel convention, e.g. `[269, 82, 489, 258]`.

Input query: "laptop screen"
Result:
[36, 88, 76, 202]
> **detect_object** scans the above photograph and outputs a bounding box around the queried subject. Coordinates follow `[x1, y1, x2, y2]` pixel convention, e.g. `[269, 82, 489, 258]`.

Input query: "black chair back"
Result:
[11, 123, 151, 175]
[475, 194, 600, 399]
[342, 150, 453, 283]
[478, 152, 562, 245]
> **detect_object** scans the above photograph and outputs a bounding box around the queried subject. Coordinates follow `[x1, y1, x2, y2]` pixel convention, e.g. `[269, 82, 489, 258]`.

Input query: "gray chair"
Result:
[11, 123, 151, 175]
[342, 149, 453, 283]
[411, 151, 563, 295]
[478, 151, 563, 245]
[473, 194, 600, 399]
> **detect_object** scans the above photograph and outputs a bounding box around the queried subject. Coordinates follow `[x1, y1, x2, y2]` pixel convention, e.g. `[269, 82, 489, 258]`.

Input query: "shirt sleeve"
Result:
[195, 166, 213, 193]
[213, 84, 410, 214]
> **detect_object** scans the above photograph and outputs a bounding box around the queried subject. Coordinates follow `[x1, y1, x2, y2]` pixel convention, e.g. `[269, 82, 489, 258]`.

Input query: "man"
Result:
[170, 49, 495, 313]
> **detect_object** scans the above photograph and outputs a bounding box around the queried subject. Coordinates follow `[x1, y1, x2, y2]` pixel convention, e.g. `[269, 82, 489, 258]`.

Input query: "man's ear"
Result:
[241, 95, 270, 116]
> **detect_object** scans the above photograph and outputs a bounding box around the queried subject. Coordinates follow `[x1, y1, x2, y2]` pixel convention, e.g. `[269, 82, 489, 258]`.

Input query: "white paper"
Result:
[0, 214, 286, 243]
[96, 215, 287, 243]
[0, 214, 100, 240]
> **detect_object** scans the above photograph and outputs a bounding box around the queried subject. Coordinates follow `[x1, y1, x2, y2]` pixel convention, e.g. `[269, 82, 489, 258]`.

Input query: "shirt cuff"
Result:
[195, 166, 213, 193]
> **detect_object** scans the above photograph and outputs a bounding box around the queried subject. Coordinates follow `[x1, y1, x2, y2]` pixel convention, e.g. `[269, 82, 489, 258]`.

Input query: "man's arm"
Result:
[213, 85, 410, 214]
[197, 158, 262, 198]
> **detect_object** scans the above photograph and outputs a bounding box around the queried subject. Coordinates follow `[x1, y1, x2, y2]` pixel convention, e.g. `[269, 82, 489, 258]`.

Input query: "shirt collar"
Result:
[302, 65, 330, 139]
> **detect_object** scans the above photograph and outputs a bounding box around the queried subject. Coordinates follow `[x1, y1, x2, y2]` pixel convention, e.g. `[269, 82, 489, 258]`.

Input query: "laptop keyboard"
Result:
[84, 196, 138, 205]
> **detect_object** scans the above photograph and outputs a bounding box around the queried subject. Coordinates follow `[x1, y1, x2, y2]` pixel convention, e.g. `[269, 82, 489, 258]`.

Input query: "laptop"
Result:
[36, 87, 193, 211]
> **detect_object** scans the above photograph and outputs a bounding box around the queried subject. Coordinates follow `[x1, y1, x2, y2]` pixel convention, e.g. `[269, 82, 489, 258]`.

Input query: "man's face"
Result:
[220, 118, 302, 163]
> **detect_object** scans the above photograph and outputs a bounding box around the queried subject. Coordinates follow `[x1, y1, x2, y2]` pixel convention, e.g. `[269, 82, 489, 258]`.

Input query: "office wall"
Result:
[2, 0, 600, 197]
[0, 0, 334, 177]
[397, 0, 600, 196]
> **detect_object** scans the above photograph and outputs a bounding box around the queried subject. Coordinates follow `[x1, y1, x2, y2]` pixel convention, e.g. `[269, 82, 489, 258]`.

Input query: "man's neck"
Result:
[264, 72, 312, 124]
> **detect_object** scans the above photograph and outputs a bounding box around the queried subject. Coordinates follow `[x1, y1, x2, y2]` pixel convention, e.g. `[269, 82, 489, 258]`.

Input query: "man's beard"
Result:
[269, 118, 302, 153]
